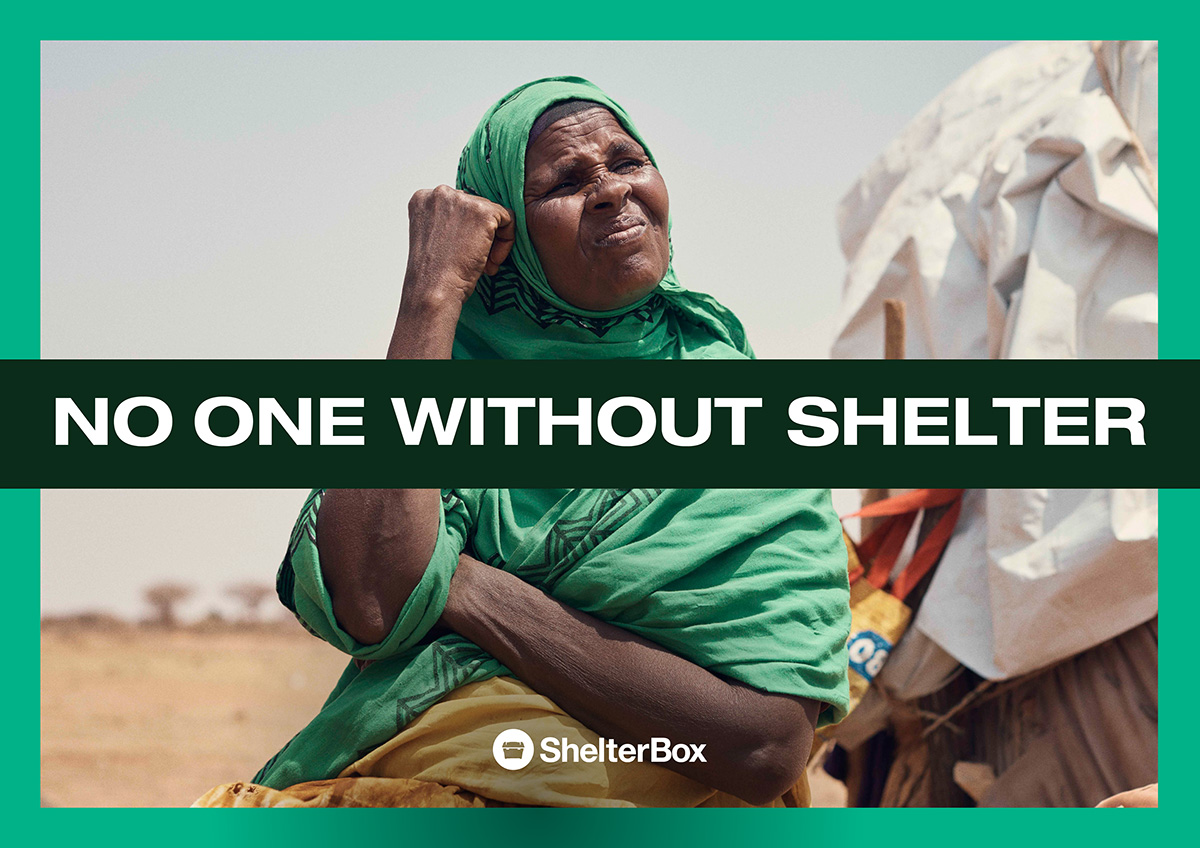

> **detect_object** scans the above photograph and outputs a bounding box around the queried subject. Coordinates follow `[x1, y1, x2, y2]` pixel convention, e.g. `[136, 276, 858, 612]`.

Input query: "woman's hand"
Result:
[441, 554, 820, 806]
[403, 186, 515, 306]
[387, 187, 514, 361]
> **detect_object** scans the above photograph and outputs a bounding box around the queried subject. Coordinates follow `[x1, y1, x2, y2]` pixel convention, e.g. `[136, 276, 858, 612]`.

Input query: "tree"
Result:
[143, 582, 194, 628]
[225, 582, 274, 624]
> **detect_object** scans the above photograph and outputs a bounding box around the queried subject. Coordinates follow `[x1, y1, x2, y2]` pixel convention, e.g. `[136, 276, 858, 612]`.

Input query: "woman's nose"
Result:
[586, 173, 632, 213]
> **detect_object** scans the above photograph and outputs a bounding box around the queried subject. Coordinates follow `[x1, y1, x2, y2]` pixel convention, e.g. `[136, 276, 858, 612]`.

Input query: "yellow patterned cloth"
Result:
[196, 676, 810, 808]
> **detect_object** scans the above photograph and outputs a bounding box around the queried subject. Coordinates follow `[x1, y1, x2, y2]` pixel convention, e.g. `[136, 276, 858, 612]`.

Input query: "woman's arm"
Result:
[442, 553, 820, 806]
[319, 187, 514, 645]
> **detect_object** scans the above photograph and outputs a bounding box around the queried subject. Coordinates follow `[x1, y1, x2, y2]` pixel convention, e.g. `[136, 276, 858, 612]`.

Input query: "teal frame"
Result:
[19, 8, 1172, 842]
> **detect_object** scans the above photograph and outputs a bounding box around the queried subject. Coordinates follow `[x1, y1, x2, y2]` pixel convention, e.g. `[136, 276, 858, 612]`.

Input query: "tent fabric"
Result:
[833, 40, 1157, 363]
[832, 41, 1158, 681]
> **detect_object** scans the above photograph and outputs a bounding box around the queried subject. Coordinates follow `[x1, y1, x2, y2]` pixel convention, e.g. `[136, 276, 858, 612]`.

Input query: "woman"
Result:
[197, 77, 850, 808]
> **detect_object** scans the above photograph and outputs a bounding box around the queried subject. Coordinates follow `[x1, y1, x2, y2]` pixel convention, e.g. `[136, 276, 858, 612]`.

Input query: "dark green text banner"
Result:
[3, 360, 1193, 487]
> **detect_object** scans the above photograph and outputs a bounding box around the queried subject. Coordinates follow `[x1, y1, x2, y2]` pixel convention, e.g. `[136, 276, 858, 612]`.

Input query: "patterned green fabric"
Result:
[257, 488, 850, 788]
[452, 76, 753, 360]
[253, 79, 850, 790]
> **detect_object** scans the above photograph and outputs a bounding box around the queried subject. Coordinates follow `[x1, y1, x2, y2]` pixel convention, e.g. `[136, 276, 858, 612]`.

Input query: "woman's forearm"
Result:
[386, 279, 464, 360]
[319, 283, 462, 645]
[318, 188, 515, 645]
[441, 555, 819, 805]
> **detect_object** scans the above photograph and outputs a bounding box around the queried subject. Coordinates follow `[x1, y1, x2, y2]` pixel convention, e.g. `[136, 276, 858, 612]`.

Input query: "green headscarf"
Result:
[452, 76, 753, 360]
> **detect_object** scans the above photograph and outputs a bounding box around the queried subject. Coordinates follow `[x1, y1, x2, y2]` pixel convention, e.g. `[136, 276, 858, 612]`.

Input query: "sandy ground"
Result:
[41, 624, 349, 807]
[41, 624, 847, 808]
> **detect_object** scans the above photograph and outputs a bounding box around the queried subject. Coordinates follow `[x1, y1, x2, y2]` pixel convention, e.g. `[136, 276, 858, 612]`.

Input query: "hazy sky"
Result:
[41, 41, 1011, 619]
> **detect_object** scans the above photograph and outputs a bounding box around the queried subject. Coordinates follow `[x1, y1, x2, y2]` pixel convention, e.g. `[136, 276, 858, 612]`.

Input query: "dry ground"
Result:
[41, 624, 348, 807]
[41, 624, 846, 807]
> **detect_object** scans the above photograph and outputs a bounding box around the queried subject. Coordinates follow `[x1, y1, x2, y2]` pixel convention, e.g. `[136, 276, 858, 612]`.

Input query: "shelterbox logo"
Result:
[491, 729, 706, 770]
[492, 728, 536, 771]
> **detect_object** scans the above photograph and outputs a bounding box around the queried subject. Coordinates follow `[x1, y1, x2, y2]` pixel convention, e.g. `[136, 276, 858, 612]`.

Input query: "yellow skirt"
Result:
[196, 676, 811, 808]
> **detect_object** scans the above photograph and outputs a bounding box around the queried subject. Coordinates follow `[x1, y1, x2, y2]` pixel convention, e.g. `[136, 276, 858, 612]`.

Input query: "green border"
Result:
[24, 6, 1174, 842]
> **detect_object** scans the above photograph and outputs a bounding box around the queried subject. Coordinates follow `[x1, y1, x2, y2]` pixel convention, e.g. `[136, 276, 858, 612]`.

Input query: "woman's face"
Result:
[523, 107, 670, 311]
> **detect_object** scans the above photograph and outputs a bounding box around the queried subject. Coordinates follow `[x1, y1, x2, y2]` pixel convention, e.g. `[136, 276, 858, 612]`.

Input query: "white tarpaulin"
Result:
[833, 41, 1158, 682]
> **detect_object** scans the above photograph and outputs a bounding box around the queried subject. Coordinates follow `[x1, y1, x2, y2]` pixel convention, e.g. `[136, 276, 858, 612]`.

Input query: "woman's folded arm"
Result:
[441, 553, 820, 806]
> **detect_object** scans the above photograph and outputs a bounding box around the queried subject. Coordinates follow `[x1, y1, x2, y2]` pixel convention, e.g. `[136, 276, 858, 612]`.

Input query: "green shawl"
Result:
[259, 488, 850, 788]
[254, 79, 850, 790]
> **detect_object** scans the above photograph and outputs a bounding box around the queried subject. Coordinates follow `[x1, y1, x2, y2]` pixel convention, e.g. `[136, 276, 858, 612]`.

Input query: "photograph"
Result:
[39, 40, 1158, 809]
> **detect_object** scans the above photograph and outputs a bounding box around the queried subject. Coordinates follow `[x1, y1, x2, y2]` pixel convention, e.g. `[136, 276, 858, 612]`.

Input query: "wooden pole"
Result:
[844, 298, 911, 807]
[862, 299, 907, 536]
[884, 299, 906, 361]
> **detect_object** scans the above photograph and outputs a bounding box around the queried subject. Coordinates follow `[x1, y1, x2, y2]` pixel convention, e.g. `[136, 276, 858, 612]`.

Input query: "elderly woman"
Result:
[197, 77, 850, 808]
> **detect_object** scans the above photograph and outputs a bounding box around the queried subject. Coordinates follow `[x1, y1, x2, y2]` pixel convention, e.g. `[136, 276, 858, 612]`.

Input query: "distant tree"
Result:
[144, 582, 194, 628]
[225, 582, 274, 624]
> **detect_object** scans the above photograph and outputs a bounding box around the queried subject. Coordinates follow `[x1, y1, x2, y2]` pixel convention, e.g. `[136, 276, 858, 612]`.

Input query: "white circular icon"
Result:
[492, 728, 535, 770]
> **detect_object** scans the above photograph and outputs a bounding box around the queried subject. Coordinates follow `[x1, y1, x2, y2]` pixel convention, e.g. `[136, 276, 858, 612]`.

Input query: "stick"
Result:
[862, 300, 907, 535]
[884, 299, 906, 361]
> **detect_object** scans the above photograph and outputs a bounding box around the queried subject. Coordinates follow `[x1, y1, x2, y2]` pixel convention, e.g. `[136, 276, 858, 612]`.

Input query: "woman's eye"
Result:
[615, 159, 641, 172]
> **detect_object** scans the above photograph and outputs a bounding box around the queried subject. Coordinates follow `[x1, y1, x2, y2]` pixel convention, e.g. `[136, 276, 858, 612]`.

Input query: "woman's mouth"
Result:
[594, 217, 647, 247]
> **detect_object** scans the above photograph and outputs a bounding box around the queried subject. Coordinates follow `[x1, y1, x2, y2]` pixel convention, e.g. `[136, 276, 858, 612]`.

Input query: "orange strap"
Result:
[845, 488, 963, 519]
[843, 489, 965, 602]
[859, 511, 918, 589]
